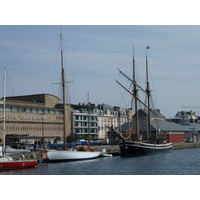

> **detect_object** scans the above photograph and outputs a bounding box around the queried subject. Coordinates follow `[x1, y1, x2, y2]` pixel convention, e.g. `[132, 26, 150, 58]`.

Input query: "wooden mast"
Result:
[132, 45, 139, 141]
[60, 33, 67, 150]
[146, 46, 151, 140]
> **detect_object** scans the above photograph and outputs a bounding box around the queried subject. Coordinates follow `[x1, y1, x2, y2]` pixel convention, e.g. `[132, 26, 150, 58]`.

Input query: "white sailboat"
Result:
[0, 68, 38, 170]
[47, 33, 101, 162]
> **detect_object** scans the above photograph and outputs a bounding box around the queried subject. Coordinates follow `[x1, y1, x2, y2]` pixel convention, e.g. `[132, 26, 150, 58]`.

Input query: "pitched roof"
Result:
[121, 120, 190, 132]
[150, 121, 189, 132]
[138, 109, 166, 119]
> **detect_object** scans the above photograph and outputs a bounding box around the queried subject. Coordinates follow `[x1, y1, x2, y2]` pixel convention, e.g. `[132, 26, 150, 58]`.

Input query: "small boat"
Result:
[0, 146, 30, 156]
[0, 68, 38, 170]
[47, 33, 101, 162]
[0, 156, 38, 170]
[114, 46, 172, 157]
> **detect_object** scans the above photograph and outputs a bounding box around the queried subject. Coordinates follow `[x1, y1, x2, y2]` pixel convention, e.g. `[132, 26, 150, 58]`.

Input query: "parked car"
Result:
[11, 143, 35, 151]
[186, 138, 193, 143]
[24, 144, 35, 151]
[11, 143, 25, 149]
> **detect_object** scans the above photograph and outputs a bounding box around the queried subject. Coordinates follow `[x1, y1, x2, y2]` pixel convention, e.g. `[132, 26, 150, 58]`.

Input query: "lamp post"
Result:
[40, 113, 44, 148]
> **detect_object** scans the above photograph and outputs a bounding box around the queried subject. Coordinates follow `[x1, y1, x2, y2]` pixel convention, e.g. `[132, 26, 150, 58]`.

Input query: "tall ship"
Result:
[112, 46, 172, 156]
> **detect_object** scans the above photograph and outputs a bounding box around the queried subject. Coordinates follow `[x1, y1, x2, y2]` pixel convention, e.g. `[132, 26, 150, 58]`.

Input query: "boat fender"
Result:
[19, 154, 25, 160]
[42, 153, 47, 158]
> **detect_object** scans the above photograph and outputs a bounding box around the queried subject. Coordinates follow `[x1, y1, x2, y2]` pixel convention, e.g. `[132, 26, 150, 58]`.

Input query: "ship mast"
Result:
[146, 46, 151, 140]
[132, 45, 139, 141]
[60, 33, 67, 150]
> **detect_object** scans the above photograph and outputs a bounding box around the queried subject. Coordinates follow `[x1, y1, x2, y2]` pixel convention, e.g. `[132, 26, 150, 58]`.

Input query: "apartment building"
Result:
[71, 103, 128, 141]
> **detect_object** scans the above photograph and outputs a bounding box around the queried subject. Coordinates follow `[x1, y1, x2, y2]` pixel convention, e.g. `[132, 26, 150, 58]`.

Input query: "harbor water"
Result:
[1, 147, 200, 175]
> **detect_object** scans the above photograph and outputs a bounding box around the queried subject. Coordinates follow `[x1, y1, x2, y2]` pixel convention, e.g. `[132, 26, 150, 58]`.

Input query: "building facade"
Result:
[0, 94, 71, 144]
[71, 103, 98, 140]
[71, 103, 128, 141]
[175, 110, 198, 123]
[97, 104, 127, 139]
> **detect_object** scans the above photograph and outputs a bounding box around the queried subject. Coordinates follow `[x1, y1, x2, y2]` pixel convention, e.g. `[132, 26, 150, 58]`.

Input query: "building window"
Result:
[44, 109, 49, 114]
[18, 107, 24, 112]
[38, 109, 43, 113]
[49, 110, 55, 114]
[6, 107, 11, 111]
[32, 108, 37, 113]
[11, 107, 18, 111]
[55, 110, 60, 114]
[25, 108, 31, 112]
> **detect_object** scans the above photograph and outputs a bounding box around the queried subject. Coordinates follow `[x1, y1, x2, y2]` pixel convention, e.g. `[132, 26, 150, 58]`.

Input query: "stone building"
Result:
[0, 94, 71, 144]
[97, 104, 127, 139]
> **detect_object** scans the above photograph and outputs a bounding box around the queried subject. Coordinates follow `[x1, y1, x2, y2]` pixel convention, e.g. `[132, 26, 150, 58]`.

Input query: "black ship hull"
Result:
[120, 141, 173, 157]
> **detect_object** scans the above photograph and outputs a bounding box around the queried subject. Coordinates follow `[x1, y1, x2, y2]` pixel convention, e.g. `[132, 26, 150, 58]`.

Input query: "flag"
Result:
[146, 46, 150, 49]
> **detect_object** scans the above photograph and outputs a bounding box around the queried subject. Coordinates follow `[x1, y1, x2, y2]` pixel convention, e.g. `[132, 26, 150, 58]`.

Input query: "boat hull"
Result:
[120, 141, 173, 157]
[0, 158, 38, 170]
[47, 150, 101, 162]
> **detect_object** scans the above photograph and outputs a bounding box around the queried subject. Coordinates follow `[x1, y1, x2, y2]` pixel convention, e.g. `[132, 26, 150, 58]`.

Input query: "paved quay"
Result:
[172, 142, 200, 150]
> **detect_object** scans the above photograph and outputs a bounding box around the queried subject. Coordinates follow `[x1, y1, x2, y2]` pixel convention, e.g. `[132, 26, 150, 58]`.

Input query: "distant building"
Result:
[174, 110, 198, 123]
[137, 109, 166, 121]
[167, 117, 190, 125]
[97, 104, 127, 139]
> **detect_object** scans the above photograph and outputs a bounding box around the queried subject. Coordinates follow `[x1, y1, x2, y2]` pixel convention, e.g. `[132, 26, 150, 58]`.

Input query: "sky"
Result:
[1, 25, 200, 118]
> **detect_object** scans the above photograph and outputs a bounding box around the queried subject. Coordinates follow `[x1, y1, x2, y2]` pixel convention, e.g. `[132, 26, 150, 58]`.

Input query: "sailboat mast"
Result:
[88, 93, 91, 146]
[60, 33, 67, 150]
[146, 46, 151, 139]
[2, 67, 6, 156]
[132, 46, 139, 141]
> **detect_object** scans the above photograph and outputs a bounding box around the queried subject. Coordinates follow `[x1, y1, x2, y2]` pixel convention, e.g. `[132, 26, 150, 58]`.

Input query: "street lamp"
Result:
[40, 113, 44, 148]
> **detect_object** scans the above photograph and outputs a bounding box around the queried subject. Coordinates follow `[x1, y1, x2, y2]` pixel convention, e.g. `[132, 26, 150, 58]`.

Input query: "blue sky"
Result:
[1, 25, 200, 118]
